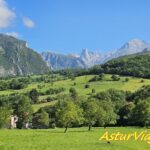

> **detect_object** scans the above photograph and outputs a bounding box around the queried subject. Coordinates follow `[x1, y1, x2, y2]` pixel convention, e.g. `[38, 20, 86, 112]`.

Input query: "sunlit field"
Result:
[0, 127, 149, 150]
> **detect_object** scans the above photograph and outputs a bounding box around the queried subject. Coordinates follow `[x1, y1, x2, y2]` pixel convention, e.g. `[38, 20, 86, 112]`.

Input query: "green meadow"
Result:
[33, 74, 150, 111]
[0, 74, 150, 97]
[0, 74, 150, 150]
[0, 127, 149, 150]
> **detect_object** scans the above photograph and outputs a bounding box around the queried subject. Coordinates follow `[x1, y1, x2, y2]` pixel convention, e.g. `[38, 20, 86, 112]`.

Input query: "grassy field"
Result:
[32, 101, 57, 112]
[1, 74, 150, 97]
[0, 127, 149, 150]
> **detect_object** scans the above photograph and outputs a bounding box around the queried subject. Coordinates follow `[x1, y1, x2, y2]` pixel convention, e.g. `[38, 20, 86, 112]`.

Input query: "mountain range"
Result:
[42, 39, 150, 69]
[0, 33, 150, 76]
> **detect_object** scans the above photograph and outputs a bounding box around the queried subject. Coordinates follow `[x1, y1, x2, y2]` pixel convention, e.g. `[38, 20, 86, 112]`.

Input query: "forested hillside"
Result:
[86, 51, 150, 78]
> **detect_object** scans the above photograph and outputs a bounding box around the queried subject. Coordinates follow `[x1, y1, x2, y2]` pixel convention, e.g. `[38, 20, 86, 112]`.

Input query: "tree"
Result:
[111, 75, 120, 81]
[33, 109, 49, 128]
[118, 102, 135, 126]
[69, 87, 78, 100]
[9, 79, 27, 89]
[131, 100, 150, 127]
[95, 89, 126, 113]
[14, 95, 33, 129]
[29, 89, 39, 104]
[99, 100, 117, 128]
[125, 78, 129, 82]
[0, 107, 11, 128]
[83, 99, 99, 131]
[92, 88, 96, 93]
[99, 73, 105, 80]
[56, 99, 84, 132]
[85, 84, 90, 88]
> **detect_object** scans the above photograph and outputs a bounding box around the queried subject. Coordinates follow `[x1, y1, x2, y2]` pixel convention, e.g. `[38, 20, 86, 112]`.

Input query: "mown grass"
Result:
[0, 127, 149, 150]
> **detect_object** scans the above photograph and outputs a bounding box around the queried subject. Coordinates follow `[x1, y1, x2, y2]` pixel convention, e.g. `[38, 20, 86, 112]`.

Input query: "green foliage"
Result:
[125, 78, 129, 82]
[14, 95, 33, 129]
[56, 99, 84, 132]
[111, 74, 120, 81]
[85, 84, 90, 88]
[92, 88, 96, 93]
[95, 89, 126, 113]
[131, 100, 150, 127]
[33, 108, 49, 128]
[40, 87, 65, 95]
[89, 73, 105, 82]
[0, 107, 11, 128]
[132, 85, 150, 102]
[29, 89, 39, 104]
[90, 51, 150, 78]
[118, 102, 135, 126]
[83, 99, 99, 130]
[69, 87, 78, 100]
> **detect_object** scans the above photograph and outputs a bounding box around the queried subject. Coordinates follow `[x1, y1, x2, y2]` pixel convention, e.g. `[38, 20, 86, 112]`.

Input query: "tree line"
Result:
[0, 85, 150, 131]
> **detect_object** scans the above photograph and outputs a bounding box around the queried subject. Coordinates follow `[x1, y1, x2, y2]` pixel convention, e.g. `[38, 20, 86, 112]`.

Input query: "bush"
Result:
[111, 75, 120, 81]
[92, 88, 96, 93]
[85, 84, 90, 88]
[125, 78, 129, 82]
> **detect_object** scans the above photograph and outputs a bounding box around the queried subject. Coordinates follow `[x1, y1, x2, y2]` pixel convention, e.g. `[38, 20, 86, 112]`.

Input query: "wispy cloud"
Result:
[0, 0, 15, 28]
[6, 32, 19, 38]
[23, 17, 35, 28]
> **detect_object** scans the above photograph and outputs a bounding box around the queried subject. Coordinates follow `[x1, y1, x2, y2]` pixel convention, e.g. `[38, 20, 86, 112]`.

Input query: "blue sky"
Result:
[0, 0, 150, 54]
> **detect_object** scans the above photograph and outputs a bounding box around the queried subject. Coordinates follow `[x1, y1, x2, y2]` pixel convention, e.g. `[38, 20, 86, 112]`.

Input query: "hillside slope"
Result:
[96, 51, 150, 78]
[0, 34, 49, 76]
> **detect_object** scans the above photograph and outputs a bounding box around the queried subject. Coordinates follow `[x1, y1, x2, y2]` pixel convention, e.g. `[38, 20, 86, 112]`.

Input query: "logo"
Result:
[99, 131, 150, 144]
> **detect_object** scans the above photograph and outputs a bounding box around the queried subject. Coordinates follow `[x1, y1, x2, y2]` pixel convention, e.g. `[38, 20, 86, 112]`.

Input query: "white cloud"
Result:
[23, 17, 35, 28]
[6, 32, 19, 38]
[0, 0, 15, 28]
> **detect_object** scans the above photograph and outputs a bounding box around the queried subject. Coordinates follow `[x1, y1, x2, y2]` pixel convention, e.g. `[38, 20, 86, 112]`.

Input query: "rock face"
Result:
[80, 48, 101, 67]
[103, 39, 150, 63]
[41, 39, 150, 70]
[0, 34, 49, 76]
[41, 52, 86, 70]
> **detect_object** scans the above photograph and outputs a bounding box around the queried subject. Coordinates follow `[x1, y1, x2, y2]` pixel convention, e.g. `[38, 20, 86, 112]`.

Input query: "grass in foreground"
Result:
[0, 127, 149, 150]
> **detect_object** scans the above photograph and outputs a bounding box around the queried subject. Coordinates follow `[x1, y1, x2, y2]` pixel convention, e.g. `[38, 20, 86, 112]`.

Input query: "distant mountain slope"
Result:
[103, 39, 150, 63]
[42, 39, 150, 70]
[42, 49, 102, 69]
[91, 51, 150, 78]
[41, 52, 86, 70]
[0, 34, 49, 76]
[80, 48, 101, 67]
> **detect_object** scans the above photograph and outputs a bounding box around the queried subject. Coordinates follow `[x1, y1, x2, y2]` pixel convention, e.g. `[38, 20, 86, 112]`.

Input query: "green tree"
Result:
[29, 89, 39, 104]
[33, 108, 49, 128]
[118, 102, 135, 126]
[111, 75, 120, 81]
[83, 99, 99, 131]
[92, 88, 96, 93]
[56, 99, 84, 132]
[14, 95, 33, 129]
[131, 100, 150, 127]
[85, 84, 90, 88]
[69, 87, 78, 100]
[99, 73, 105, 80]
[0, 107, 11, 128]
[100, 100, 117, 128]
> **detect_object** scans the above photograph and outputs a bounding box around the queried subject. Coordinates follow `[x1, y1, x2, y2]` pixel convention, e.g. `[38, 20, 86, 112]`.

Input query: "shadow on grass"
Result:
[34, 128, 92, 134]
